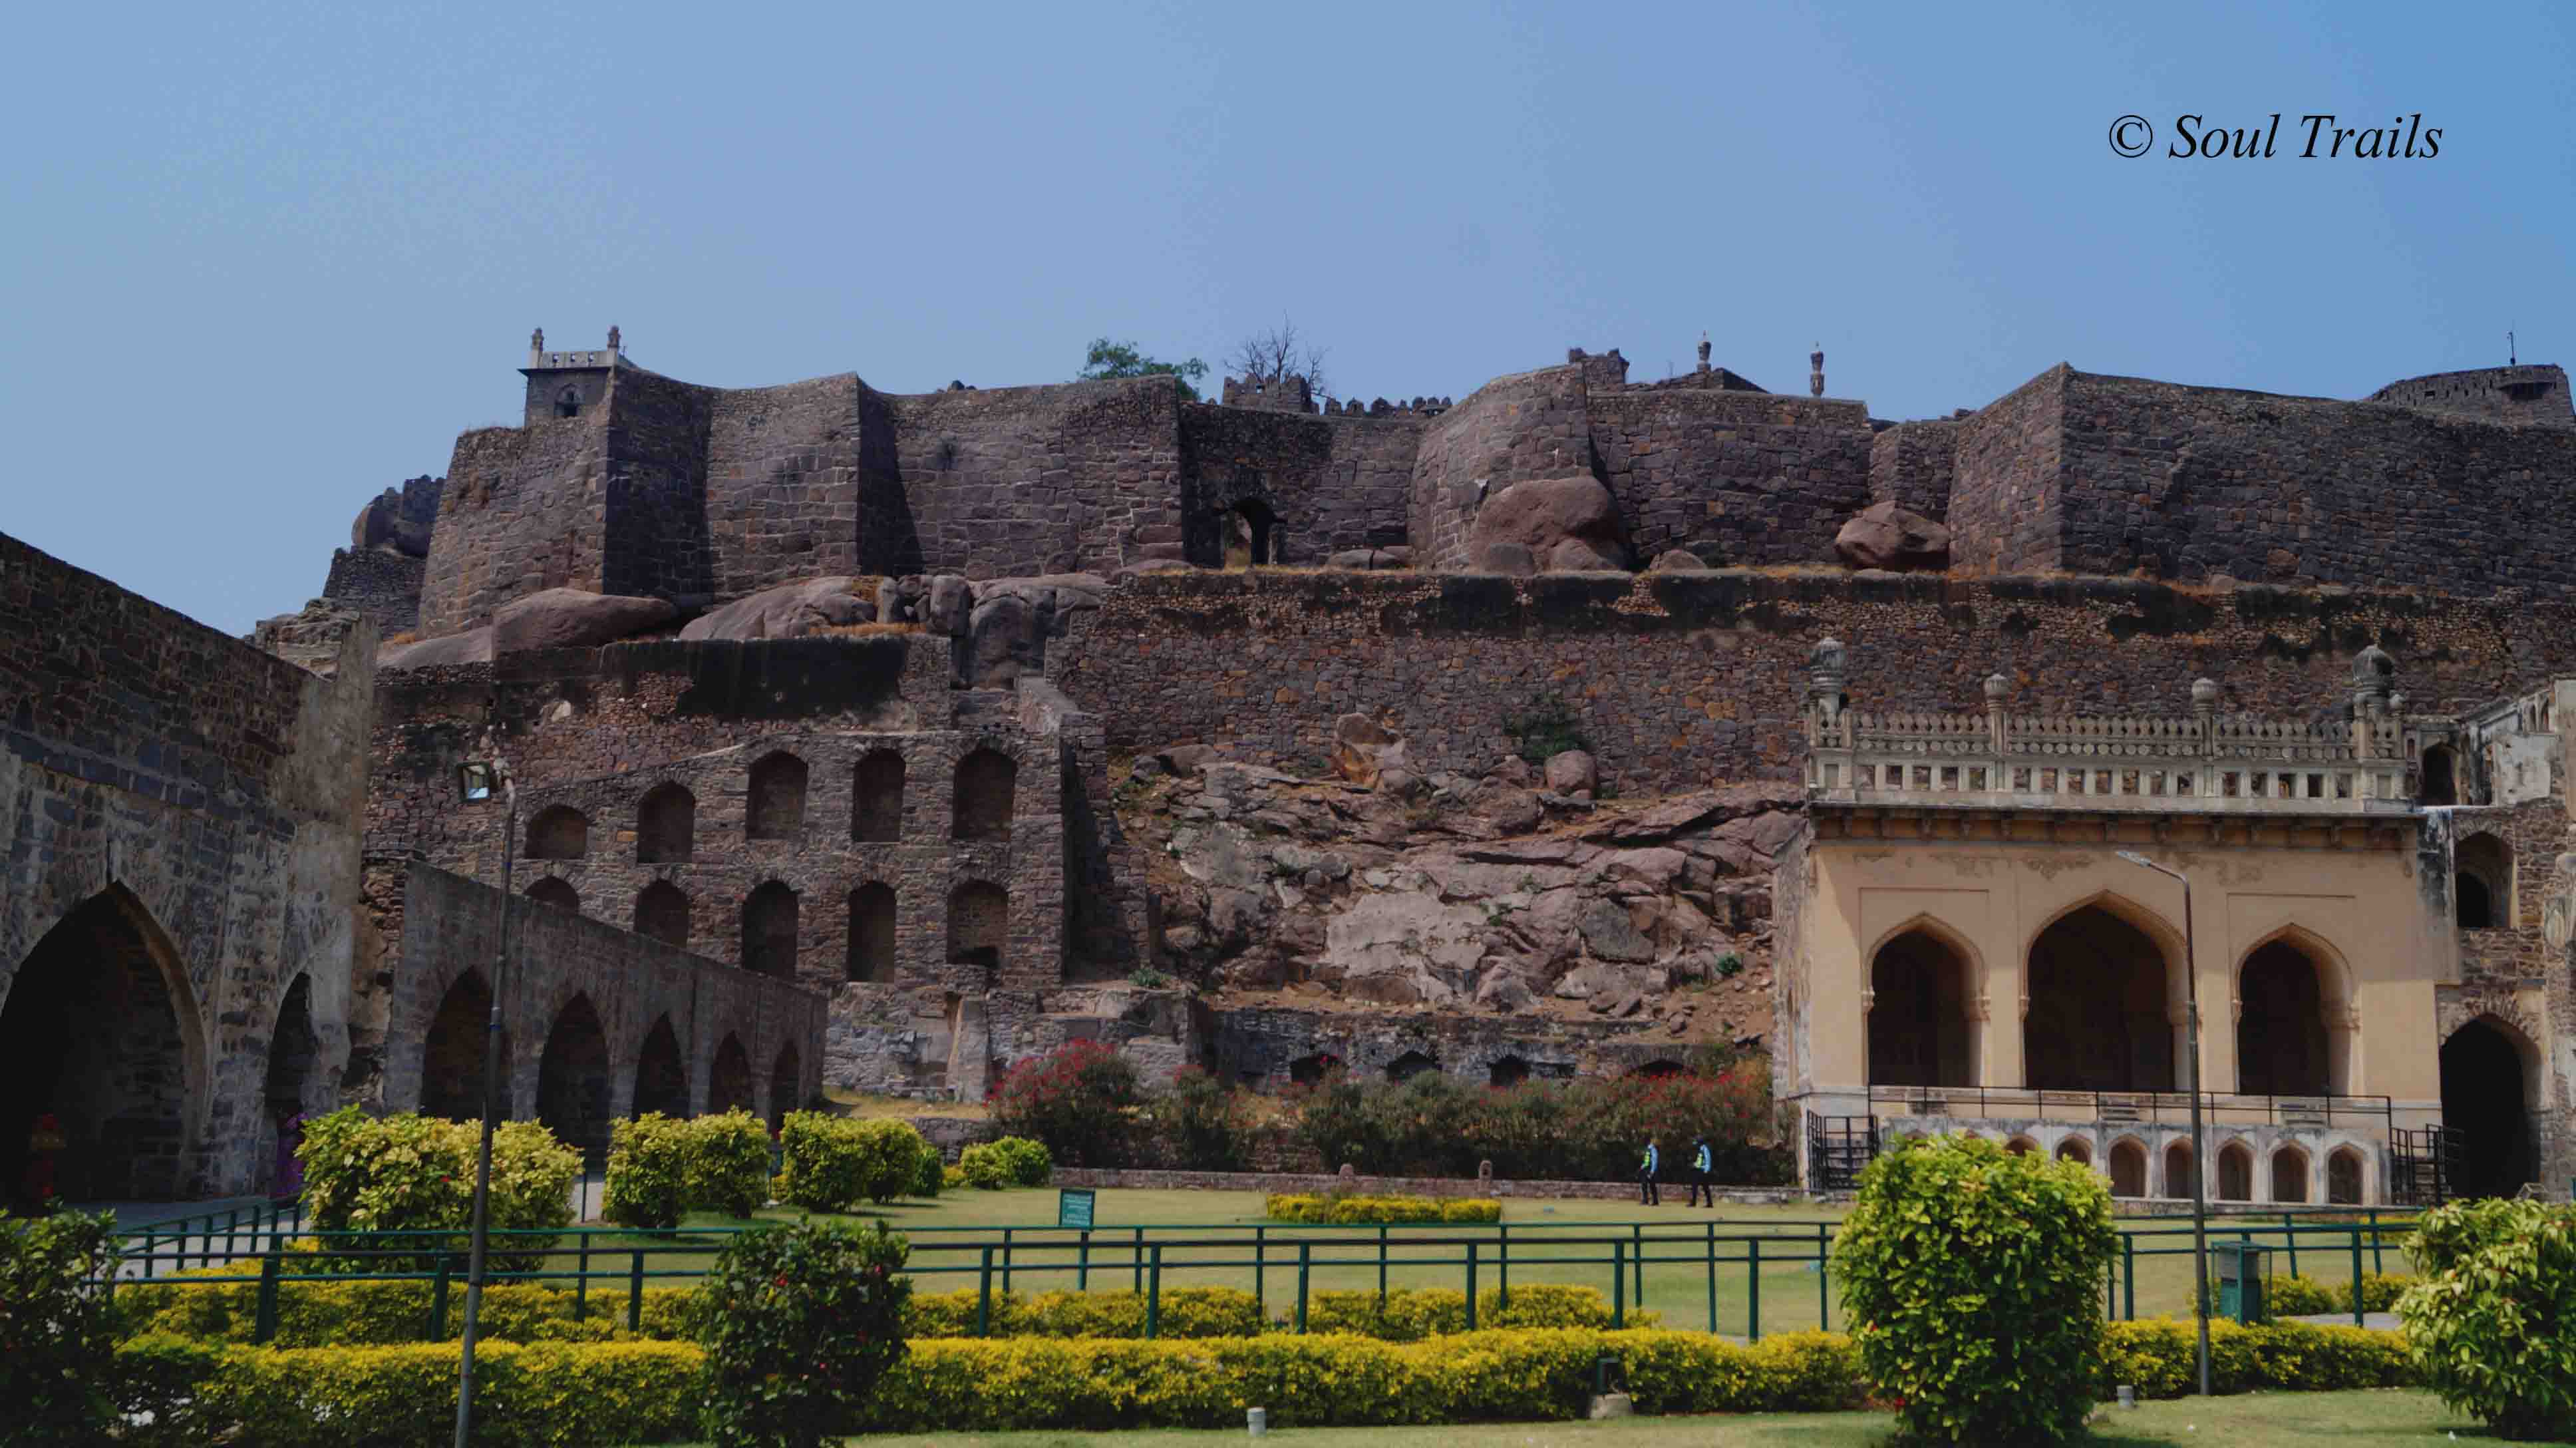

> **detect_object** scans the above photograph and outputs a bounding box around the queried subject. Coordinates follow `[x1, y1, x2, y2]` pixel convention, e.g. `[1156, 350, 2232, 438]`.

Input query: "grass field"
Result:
[646, 1388, 2503, 1446]
[571, 1187, 2414, 1338]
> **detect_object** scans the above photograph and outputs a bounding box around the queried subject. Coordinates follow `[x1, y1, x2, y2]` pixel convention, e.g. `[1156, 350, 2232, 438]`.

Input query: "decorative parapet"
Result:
[1802, 643, 2414, 814]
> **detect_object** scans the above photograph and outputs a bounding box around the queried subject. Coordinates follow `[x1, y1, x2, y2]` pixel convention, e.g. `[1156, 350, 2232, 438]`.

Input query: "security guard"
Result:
[1687, 1135, 1715, 1207]
[1637, 1136, 1661, 1206]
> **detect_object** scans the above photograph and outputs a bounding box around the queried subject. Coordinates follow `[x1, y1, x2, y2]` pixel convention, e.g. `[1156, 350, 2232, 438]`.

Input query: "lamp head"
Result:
[458, 761, 502, 803]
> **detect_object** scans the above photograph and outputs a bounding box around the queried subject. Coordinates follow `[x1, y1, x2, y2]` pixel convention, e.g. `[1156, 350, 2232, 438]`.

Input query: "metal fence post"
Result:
[1295, 1242, 1311, 1334]
[977, 1247, 995, 1338]
[1079, 1230, 1092, 1293]
[1252, 1225, 1263, 1313]
[2124, 1234, 2136, 1320]
[2368, 1208, 2384, 1274]
[627, 1250, 643, 1334]
[1747, 1237, 1762, 1343]
[1816, 1222, 1830, 1332]
[1377, 1224, 1388, 1305]
[1147, 1246, 1162, 1338]
[2350, 1230, 2365, 1328]
[574, 1236, 590, 1322]
[254, 1249, 282, 1346]
[1465, 1242, 1479, 1331]
[1632, 1222, 1645, 1307]
[1497, 1223, 1510, 1311]
[1612, 1239, 1626, 1328]
[2283, 1212, 2299, 1280]
[1132, 1228, 1144, 1294]
[1704, 1222, 1718, 1334]
[1001, 1228, 1014, 1295]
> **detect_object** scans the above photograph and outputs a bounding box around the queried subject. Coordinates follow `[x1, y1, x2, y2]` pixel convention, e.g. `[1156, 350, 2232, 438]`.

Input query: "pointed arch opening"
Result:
[2216, 1141, 2254, 1202]
[526, 876, 580, 914]
[420, 970, 492, 1123]
[633, 1015, 689, 1119]
[2108, 1139, 2148, 1198]
[2420, 744, 2457, 806]
[2005, 1136, 2037, 1157]
[1386, 1050, 1440, 1082]
[746, 752, 809, 841]
[2025, 900, 2178, 1093]
[1488, 1055, 1531, 1088]
[853, 751, 905, 842]
[847, 882, 897, 983]
[1867, 922, 1978, 1089]
[260, 974, 322, 1194]
[525, 805, 590, 860]
[768, 1042, 800, 1133]
[2237, 936, 2338, 1097]
[536, 994, 613, 1160]
[2441, 1016, 2539, 1197]
[1, 888, 208, 1202]
[709, 1035, 754, 1115]
[2163, 1141, 2197, 1200]
[953, 749, 1017, 840]
[2054, 1137, 2094, 1168]
[2271, 1145, 2310, 1204]
[634, 882, 690, 949]
[636, 782, 695, 864]
[2455, 832, 2511, 928]
[947, 881, 1007, 970]
[742, 882, 800, 980]
[2327, 1147, 2364, 1205]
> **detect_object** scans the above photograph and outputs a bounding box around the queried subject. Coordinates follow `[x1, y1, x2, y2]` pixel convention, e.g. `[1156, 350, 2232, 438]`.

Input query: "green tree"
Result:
[1078, 338, 1208, 401]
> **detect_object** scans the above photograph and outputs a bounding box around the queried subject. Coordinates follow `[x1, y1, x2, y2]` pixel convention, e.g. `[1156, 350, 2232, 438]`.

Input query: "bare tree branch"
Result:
[1226, 317, 1331, 402]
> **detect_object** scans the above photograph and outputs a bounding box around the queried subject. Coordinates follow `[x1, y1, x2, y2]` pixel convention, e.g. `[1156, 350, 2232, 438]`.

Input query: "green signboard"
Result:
[1058, 1187, 1096, 1230]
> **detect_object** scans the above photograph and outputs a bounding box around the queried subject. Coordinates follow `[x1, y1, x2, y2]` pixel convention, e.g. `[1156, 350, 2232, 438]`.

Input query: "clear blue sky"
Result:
[4, 1, 2569, 635]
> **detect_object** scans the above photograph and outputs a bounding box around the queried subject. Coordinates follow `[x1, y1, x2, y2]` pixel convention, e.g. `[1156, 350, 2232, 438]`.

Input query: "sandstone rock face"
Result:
[1467, 476, 1630, 572]
[1478, 542, 1536, 576]
[975, 574, 1106, 637]
[350, 476, 442, 558]
[1834, 501, 1952, 572]
[924, 575, 973, 635]
[1333, 713, 1405, 786]
[379, 626, 494, 669]
[680, 578, 873, 641]
[876, 576, 924, 624]
[490, 589, 678, 654]
[1326, 548, 1418, 570]
[965, 592, 1040, 687]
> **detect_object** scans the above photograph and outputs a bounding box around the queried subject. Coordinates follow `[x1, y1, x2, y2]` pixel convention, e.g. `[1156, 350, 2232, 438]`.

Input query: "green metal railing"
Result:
[106, 1205, 2419, 1347]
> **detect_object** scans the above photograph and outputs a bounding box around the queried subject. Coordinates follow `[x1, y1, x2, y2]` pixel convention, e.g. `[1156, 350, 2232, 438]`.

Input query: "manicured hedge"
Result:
[601, 1111, 773, 1228]
[774, 1113, 927, 1211]
[2259, 1270, 2418, 1318]
[959, 1135, 1052, 1189]
[1303, 1284, 1660, 1339]
[907, 1286, 1267, 1339]
[107, 1320, 2420, 1443]
[1265, 1192, 1500, 1224]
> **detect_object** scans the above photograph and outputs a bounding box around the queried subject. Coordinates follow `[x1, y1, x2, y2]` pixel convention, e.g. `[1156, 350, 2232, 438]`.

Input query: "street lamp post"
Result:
[453, 753, 517, 1448]
[2118, 849, 2213, 1398]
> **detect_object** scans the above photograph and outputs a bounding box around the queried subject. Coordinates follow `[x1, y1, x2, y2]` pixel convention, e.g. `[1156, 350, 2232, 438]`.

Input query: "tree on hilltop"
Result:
[1227, 317, 1331, 402]
[1078, 338, 1209, 401]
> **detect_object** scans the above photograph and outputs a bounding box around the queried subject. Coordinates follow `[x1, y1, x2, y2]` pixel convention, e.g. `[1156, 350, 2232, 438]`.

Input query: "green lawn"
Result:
[568, 1188, 2412, 1340]
[646, 1388, 2515, 1445]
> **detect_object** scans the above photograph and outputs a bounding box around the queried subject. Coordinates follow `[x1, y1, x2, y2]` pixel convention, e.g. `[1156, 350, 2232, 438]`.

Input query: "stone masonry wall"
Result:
[419, 417, 606, 635]
[1586, 389, 1873, 567]
[601, 366, 716, 604]
[883, 377, 1184, 579]
[321, 548, 428, 636]
[1407, 364, 1593, 569]
[2367, 365, 2573, 427]
[0, 531, 375, 1196]
[1868, 419, 1959, 521]
[704, 374, 865, 600]
[1945, 365, 2068, 574]
[1178, 403, 1422, 562]
[1056, 568, 2576, 797]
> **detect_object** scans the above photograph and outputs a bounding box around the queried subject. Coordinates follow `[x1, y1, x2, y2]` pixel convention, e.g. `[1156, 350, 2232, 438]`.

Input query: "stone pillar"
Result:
[2350, 646, 2395, 760]
[2191, 677, 2219, 793]
[1984, 672, 2011, 758]
[1808, 637, 1848, 734]
[1809, 344, 1825, 398]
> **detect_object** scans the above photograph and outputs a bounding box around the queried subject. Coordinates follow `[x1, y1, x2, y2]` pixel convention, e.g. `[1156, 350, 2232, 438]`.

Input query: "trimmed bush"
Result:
[989, 1039, 1140, 1167]
[1835, 1133, 2118, 1445]
[2101, 1316, 2415, 1397]
[2398, 1197, 2576, 1441]
[2, 1207, 124, 1445]
[683, 1111, 776, 1218]
[959, 1136, 1051, 1190]
[911, 1145, 945, 1198]
[602, 1115, 691, 1229]
[697, 1220, 911, 1448]
[1303, 1286, 1660, 1340]
[296, 1107, 577, 1274]
[1151, 1065, 1253, 1171]
[775, 1113, 927, 1211]
[906, 1286, 1265, 1340]
[1265, 1192, 1499, 1224]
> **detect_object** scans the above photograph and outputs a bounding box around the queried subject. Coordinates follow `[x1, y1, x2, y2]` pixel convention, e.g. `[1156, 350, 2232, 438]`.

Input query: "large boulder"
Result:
[924, 575, 973, 635]
[491, 588, 678, 653]
[379, 626, 494, 669]
[1834, 502, 1952, 572]
[1333, 713, 1406, 787]
[1466, 476, 1630, 572]
[1649, 548, 1711, 573]
[876, 576, 925, 624]
[964, 592, 1042, 687]
[679, 578, 873, 641]
[973, 574, 1106, 636]
[350, 476, 442, 558]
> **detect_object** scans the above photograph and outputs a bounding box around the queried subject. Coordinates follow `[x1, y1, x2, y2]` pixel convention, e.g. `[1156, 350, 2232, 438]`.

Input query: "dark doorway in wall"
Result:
[1386, 1051, 1439, 1081]
[2421, 745, 2457, 807]
[2217, 1142, 2253, 1202]
[2024, 906, 2175, 1093]
[2271, 1147, 2309, 1204]
[526, 877, 580, 914]
[953, 749, 1017, 840]
[633, 1016, 689, 1119]
[637, 783, 695, 864]
[2108, 1140, 2147, 1198]
[1288, 1053, 1339, 1087]
[742, 882, 800, 980]
[848, 883, 897, 983]
[556, 386, 581, 419]
[260, 974, 321, 1194]
[2441, 1018, 2537, 1197]
[1489, 1055, 1531, 1088]
[768, 1042, 800, 1133]
[536, 995, 613, 1161]
[420, 972, 493, 1122]
[635, 882, 690, 949]
[709, 1035, 754, 1115]
[947, 882, 1007, 970]
[2237, 940, 2333, 1096]
[2455, 832, 2510, 928]
[747, 753, 809, 840]
[1225, 500, 1277, 568]
[1868, 928, 1976, 1088]
[2163, 1141, 2197, 1200]
[2327, 1147, 2364, 1205]
[526, 806, 589, 860]
[0, 888, 201, 1203]
[853, 751, 905, 842]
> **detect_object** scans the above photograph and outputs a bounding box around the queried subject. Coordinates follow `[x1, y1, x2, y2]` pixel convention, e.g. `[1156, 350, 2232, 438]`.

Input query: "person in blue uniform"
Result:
[1687, 1135, 1714, 1206]
[1637, 1137, 1661, 1206]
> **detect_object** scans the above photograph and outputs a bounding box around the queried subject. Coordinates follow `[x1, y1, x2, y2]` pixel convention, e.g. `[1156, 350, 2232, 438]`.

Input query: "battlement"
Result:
[1321, 394, 1451, 418]
[2367, 364, 2573, 426]
[523, 324, 630, 372]
[1219, 373, 1312, 412]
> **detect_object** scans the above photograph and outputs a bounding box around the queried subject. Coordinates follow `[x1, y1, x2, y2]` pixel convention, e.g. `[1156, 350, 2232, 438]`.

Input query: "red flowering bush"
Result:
[698, 1219, 910, 1448]
[989, 1039, 1140, 1167]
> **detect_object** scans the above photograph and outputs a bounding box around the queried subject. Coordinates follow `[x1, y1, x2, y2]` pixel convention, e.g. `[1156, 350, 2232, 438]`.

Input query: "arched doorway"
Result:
[742, 882, 800, 979]
[420, 972, 492, 1121]
[2271, 1146, 2309, 1204]
[853, 751, 905, 842]
[260, 974, 321, 1194]
[1868, 926, 1977, 1088]
[953, 750, 1017, 840]
[633, 1016, 689, 1118]
[2454, 833, 2510, 928]
[0, 888, 204, 1203]
[2327, 1148, 2364, 1205]
[1288, 1053, 1339, 1086]
[1386, 1051, 1439, 1081]
[2237, 940, 2333, 1096]
[1225, 500, 1277, 568]
[2440, 1017, 2537, 1197]
[636, 783, 695, 864]
[748, 753, 809, 840]
[768, 1043, 800, 1132]
[709, 1035, 754, 1115]
[2420, 745, 2456, 807]
[536, 996, 613, 1161]
[2163, 1141, 2197, 1200]
[947, 881, 1007, 970]
[847, 883, 897, 982]
[2216, 1141, 2253, 1202]
[1488, 1055, 1531, 1088]
[635, 882, 689, 949]
[2025, 904, 2175, 1092]
[2108, 1140, 2147, 1198]
[526, 877, 580, 914]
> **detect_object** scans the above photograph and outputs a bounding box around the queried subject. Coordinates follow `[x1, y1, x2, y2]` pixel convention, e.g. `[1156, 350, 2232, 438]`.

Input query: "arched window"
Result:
[747, 753, 808, 840]
[741, 882, 800, 979]
[853, 751, 905, 842]
[526, 877, 580, 914]
[847, 883, 897, 983]
[555, 385, 581, 419]
[2163, 1141, 2197, 1200]
[2108, 1140, 2148, 1198]
[953, 749, 1017, 840]
[2271, 1146, 2310, 1204]
[634, 882, 689, 948]
[2005, 1137, 2037, 1157]
[2217, 1141, 2254, 1202]
[2456, 832, 2511, 928]
[1869, 926, 1977, 1088]
[2420, 744, 2457, 806]
[947, 881, 1007, 968]
[2327, 1148, 2364, 1205]
[525, 805, 589, 860]
[1488, 1055, 1531, 1088]
[1386, 1051, 1439, 1082]
[2054, 1137, 2094, 1168]
[637, 783, 695, 864]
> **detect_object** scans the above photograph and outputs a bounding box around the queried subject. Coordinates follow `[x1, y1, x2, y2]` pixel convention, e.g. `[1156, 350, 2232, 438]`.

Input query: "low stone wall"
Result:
[1053, 1165, 1818, 1204]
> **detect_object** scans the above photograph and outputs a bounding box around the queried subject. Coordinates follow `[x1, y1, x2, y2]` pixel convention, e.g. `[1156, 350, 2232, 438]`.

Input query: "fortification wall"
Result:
[883, 376, 1184, 578]
[1945, 365, 2068, 574]
[1868, 419, 1959, 520]
[1407, 364, 1593, 569]
[1054, 568, 2576, 795]
[418, 417, 605, 635]
[322, 548, 428, 635]
[601, 367, 715, 604]
[1178, 404, 1421, 562]
[0, 532, 375, 1196]
[1586, 389, 1873, 566]
[704, 374, 866, 600]
[2368, 364, 2573, 427]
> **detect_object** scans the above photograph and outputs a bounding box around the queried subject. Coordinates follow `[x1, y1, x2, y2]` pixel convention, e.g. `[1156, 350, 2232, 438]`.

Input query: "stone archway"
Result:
[259, 974, 323, 1194]
[847, 883, 897, 983]
[2108, 1139, 2147, 1198]
[2217, 1141, 2253, 1202]
[947, 881, 1007, 970]
[2271, 1145, 2310, 1204]
[853, 751, 905, 842]
[742, 882, 800, 979]
[1386, 1050, 1440, 1081]
[637, 783, 695, 864]
[2025, 902, 2177, 1093]
[2441, 1016, 2539, 1197]
[953, 750, 1017, 840]
[748, 752, 809, 840]
[633, 1015, 689, 1118]
[420, 971, 493, 1121]
[2455, 832, 2511, 928]
[2237, 938, 2336, 1096]
[0, 887, 206, 1203]
[768, 1041, 801, 1133]
[1868, 924, 1978, 1088]
[635, 882, 690, 949]
[2163, 1141, 2197, 1200]
[536, 995, 613, 1161]
[709, 1035, 754, 1115]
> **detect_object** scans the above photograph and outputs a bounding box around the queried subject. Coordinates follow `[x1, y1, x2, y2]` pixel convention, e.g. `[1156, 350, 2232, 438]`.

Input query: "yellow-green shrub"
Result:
[118, 1268, 695, 1347]
[905, 1286, 1263, 1338]
[959, 1135, 1052, 1189]
[680, 1110, 775, 1219]
[2100, 1317, 2414, 1397]
[776, 1113, 925, 1210]
[2398, 1197, 2576, 1441]
[1264, 1192, 1499, 1224]
[295, 1107, 577, 1276]
[1301, 1286, 1658, 1339]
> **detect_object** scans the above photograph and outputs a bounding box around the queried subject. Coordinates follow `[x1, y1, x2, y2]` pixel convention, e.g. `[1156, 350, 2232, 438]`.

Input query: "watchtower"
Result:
[521, 325, 631, 425]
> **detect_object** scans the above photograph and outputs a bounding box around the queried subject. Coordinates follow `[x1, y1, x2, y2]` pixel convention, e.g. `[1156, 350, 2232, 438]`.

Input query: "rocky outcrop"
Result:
[350, 476, 443, 558]
[379, 626, 494, 669]
[492, 588, 679, 653]
[1834, 501, 1951, 572]
[680, 578, 874, 641]
[1467, 476, 1631, 573]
